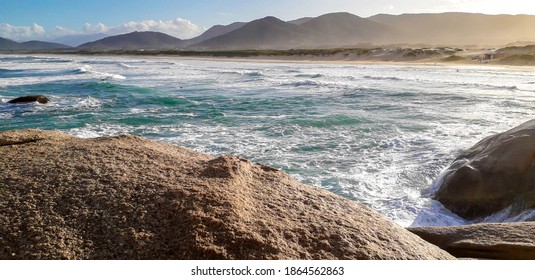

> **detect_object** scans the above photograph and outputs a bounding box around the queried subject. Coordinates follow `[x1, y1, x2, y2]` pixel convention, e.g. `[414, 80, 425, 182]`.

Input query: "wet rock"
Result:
[435, 119, 535, 220]
[7, 95, 49, 104]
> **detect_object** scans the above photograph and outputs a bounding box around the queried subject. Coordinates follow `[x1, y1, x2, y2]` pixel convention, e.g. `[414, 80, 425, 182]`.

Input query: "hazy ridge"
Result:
[77, 31, 186, 50]
[0, 37, 70, 50]
[183, 22, 247, 46]
[369, 12, 535, 46]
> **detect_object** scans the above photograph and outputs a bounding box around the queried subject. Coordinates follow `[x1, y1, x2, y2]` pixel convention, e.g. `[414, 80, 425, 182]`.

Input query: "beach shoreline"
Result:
[4, 46, 535, 69]
[166, 54, 525, 68]
[158, 47, 535, 70]
[71, 54, 535, 72]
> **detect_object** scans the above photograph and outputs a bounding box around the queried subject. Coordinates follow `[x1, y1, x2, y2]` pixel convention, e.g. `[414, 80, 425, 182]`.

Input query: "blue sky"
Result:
[1, 0, 534, 41]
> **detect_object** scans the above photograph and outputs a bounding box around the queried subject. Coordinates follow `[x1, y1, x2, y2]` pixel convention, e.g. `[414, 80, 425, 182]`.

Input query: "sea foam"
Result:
[3, 54, 535, 227]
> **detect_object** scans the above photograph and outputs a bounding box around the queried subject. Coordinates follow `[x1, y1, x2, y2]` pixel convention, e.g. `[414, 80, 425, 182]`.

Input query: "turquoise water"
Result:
[3, 54, 535, 226]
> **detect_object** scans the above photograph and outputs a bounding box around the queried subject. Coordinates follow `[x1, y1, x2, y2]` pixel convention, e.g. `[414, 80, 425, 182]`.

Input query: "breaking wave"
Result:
[3, 54, 535, 227]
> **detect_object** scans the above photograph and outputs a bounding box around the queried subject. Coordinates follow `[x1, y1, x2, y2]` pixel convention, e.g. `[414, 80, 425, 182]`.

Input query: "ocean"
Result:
[2, 54, 535, 227]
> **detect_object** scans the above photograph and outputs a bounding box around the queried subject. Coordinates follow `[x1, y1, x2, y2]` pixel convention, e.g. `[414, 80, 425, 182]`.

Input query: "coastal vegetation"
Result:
[2, 12, 535, 66]
[71, 48, 374, 57]
[497, 54, 535, 65]
[2, 11, 535, 65]
[7, 46, 533, 66]
[441, 55, 466, 61]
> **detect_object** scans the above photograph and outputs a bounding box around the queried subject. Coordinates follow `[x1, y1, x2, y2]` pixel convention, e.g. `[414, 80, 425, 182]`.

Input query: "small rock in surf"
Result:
[7, 95, 49, 104]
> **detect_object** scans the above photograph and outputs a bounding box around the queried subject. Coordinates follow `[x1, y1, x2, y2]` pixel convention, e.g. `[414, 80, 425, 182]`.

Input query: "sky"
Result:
[1, 0, 535, 42]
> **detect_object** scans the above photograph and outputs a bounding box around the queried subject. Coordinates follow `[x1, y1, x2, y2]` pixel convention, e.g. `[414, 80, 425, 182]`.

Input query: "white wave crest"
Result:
[73, 64, 126, 80]
[68, 124, 132, 138]
[119, 62, 136, 69]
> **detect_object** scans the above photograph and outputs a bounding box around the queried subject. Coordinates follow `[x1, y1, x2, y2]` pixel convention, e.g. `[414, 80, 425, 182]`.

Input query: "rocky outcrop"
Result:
[435, 119, 535, 220]
[7, 95, 49, 104]
[0, 129, 453, 260]
[409, 222, 535, 259]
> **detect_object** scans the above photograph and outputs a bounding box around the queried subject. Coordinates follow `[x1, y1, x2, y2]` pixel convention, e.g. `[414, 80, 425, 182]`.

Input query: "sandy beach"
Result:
[101, 48, 535, 70]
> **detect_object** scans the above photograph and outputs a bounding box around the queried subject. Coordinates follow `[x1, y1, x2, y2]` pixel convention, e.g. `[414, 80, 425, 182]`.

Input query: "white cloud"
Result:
[80, 18, 204, 39]
[111, 18, 204, 39]
[54, 26, 76, 36]
[0, 18, 205, 42]
[31, 23, 45, 35]
[0, 23, 46, 41]
[83, 22, 109, 34]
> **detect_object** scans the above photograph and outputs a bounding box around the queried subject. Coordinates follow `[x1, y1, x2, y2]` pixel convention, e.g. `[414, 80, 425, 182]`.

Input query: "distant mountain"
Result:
[6, 12, 535, 52]
[19, 40, 71, 50]
[53, 33, 108, 47]
[0, 37, 20, 50]
[191, 16, 314, 50]
[0, 37, 71, 50]
[287, 17, 313, 25]
[191, 13, 401, 50]
[497, 44, 535, 55]
[77, 31, 185, 50]
[184, 22, 246, 46]
[369, 13, 535, 46]
[192, 12, 535, 50]
[301, 12, 400, 47]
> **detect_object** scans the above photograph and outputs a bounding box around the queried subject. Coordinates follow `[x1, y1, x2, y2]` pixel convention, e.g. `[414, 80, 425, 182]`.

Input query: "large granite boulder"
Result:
[435, 119, 535, 220]
[0, 129, 453, 260]
[409, 222, 535, 259]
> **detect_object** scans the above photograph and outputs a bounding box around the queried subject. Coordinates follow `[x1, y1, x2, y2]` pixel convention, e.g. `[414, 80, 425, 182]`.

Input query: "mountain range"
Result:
[77, 31, 185, 50]
[2, 12, 535, 51]
[0, 37, 70, 50]
[369, 13, 535, 46]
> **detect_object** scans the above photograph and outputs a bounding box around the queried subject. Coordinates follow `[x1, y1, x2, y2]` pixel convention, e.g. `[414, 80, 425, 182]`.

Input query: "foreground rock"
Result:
[0, 129, 453, 260]
[409, 222, 535, 259]
[435, 119, 535, 220]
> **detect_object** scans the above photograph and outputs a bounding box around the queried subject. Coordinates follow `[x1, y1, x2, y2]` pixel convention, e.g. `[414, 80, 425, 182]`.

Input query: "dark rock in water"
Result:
[0, 129, 453, 260]
[7, 95, 49, 104]
[409, 222, 535, 259]
[435, 119, 535, 220]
